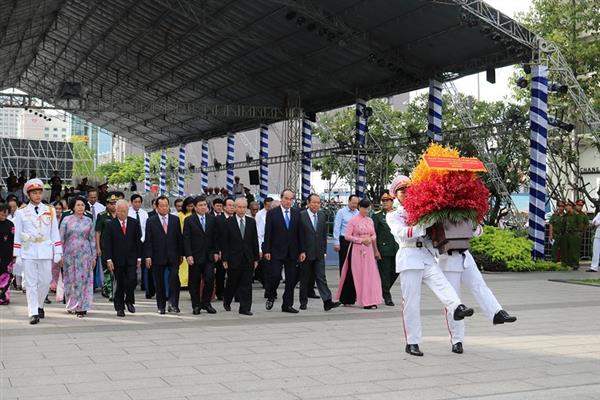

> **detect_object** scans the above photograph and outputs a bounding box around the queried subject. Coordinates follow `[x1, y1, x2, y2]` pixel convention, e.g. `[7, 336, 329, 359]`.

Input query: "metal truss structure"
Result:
[282, 94, 303, 193]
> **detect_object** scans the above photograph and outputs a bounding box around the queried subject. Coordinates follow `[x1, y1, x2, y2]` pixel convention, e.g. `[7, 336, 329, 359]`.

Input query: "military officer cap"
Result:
[380, 192, 394, 202]
[24, 178, 44, 195]
[575, 199, 585, 205]
[389, 175, 410, 194]
[557, 200, 566, 206]
[567, 200, 576, 207]
[106, 193, 120, 203]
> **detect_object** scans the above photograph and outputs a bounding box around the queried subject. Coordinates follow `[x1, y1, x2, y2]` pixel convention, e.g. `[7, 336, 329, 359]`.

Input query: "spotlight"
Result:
[490, 31, 501, 41]
[367, 53, 377, 63]
[516, 77, 528, 89]
[296, 16, 306, 25]
[548, 117, 574, 132]
[34, 112, 38, 116]
[480, 25, 491, 34]
[549, 82, 568, 94]
[306, 22, 316, 32]
[468, 18, 478, 27]
[48, 118, 52, 122]
[523, 64, 532, 74]
[363, 106, 373, 118]
[29, 109, 33, 113]
[285, 11, 296, 20]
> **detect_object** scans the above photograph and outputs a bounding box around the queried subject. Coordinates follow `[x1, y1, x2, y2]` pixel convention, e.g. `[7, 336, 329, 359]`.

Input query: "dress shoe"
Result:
[586, 268, 598, 272]
[202, 304, 217, 314]
[300, 304, 307, 310]
[223, 303, 231, 311]
[116, 310, 125, 317]
[493, 309, 517, 325]
[101, 291, 109, 298]
[29, 315, 40, 325]
[126, 303, 136, 314]
[108, 297, 113, 302]
[168, 306, 181, 313]
[405, 344, 423, 356]
[44, 296, 51, 304]
[265, 299, 274, 310]
[217, 295, 223, 301]
[239, 310, 253, 316]
[37, 308, 45, 318]
[307, 293, 320, 299]
[385, 300, 395, 307]
[452, 342, 463, 354]
[158, 308, 165, 315]
[145, 293, 153, 299]
[453, 304, 474, 320]
[193, 307, 201, 315]
[324, 300, 341, 311]
[282, 306, 299, 314]
[363, 305, 378, 309]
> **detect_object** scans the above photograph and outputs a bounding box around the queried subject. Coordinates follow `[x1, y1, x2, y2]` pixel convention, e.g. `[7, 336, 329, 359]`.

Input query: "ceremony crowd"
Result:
[2, 171, 598, 355]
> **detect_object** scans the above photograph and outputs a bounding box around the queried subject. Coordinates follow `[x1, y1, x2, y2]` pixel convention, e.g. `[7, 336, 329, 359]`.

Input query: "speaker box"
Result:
[249, 170, 260, 185]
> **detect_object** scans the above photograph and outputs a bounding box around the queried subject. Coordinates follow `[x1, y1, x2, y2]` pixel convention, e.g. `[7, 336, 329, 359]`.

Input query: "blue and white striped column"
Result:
[259, 124, 269, 202]
[302, 120, 312, 201]
[201, 140, 209, 193]
[226, 133, 235, 194]
[528, 65, 549, 259]
[355, 98, 367, 199]
[144, 152, 151, 193]
[159, 149, 167, 195]
[177, 144, 186, 197]
[427, 79, 443, 142]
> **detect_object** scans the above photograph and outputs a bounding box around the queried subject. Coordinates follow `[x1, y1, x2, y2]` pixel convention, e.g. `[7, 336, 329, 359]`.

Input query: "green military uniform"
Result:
[575, 211, 589, 267]
[563, 212, 583, 269]
[95, 210, 115, 298]
[549, 212, 566, 262]
[372, 210, 399, 304]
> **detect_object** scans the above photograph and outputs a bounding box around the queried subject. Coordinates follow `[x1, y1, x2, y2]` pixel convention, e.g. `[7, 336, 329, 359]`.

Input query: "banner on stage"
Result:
[423, 156, 487, 172]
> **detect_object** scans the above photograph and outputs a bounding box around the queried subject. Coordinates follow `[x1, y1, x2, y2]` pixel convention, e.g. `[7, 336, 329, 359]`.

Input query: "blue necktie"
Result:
[312, 213, 317, 230]
[200, 216, 206, 231]
[284, 210, 290, 229]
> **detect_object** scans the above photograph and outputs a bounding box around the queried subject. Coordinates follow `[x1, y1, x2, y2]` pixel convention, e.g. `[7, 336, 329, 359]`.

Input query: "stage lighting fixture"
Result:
[523, 64, 532, 74]
[34, 112, 38, 116]
[285, 11, 296, 20]
[480, 25, 491, 34]
[367, 53, 377, 63]
[549, 83, 568, 94]
[468, 18, 478, 27]
[29, 109, 33, 113]
[338, 39, 347, 47]
[296, 16, 306, 25]
[48, 118, 52, 122]
[364, 106, 373, 118]
[490, 31, 501, 41]
[516, 77, 528, 89]
[548, 117, 575, 132]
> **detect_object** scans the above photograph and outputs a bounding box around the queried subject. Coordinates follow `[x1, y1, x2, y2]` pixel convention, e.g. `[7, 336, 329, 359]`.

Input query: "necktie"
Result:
[121, 221, 127, 235]
[239, 217, 245, 238]
[91, 205, 96, 219]
[200, 216, 206, 231]
[34, 206, 39, 215]
[284, 209, 290, 229]
[136, 210, 140, 223]
[312, 213, 317, 230]
[162, 217, 168, 234]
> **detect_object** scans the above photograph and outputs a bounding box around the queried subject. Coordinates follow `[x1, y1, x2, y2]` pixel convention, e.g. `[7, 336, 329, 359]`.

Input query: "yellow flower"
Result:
[410, 143, 460, 184]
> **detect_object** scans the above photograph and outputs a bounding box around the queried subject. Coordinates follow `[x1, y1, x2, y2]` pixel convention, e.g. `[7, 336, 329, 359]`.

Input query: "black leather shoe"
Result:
[126, 303, 136, 314]
[265, 299, 274, 310]
[101, 291, 109, 298]
[405, 344, 423, 356]
[145, 293, 153, 299]
[202, 304, 217, 314]
[300, 304, 307, 310]
[586, 268, 598, 272]
[223, 303, 231, 311]
[44, 296, 51, 304]
[453, 304, 474, 320]
[363, 305, 378, 310]
[29, 315, 40, 325]
[493, 310, 517, 325]
[116, 310, 125, 317]
[282, 306, 299, 314]
[307, 293, 320, 299]
[385, 300, 395, 307]
[167, 306, 180, 313]
[158, 308, 165, 315]
[239, 310, 253, 316]
[324, 301, 341, 311]
[38, 308, 45, 318]
[193, 307, 201, 315]
[452, 342, 463, 354]
[108, 297, 113, 302]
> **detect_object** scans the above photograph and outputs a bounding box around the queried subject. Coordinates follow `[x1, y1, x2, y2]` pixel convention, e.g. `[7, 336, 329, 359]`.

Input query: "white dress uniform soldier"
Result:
[12, 179, 63, 324]
[586, 213, 600, 272]
[386, 175, 474, 356]
[438, 224, 517, 354]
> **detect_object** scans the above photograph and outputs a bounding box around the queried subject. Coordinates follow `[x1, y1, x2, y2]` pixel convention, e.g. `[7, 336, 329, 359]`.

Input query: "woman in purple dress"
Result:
[336, 199, 383, 309]
[59, 196, 96, 318]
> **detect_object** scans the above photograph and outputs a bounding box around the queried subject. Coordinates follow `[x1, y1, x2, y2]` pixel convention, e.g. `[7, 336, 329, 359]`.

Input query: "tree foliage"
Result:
[97, 153, 180, 187]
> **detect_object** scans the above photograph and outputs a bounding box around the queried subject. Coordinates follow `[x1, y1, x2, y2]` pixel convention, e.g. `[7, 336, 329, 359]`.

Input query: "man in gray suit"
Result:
[299, 194, 341, 311]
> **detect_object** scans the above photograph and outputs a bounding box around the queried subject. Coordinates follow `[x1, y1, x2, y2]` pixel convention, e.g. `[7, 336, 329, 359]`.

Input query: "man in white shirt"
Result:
[87, 189, 106, 222]
[587, 212, 600, 272]
[129, 194, 151, 298]
[255, 197, 274, 287]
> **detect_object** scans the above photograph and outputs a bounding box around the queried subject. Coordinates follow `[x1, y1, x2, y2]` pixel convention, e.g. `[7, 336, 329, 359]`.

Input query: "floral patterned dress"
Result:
[60, 214, 96, 312]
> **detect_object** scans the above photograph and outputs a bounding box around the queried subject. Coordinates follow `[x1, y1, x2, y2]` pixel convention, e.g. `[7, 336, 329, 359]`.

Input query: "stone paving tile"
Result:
[355, 387, 460, 400]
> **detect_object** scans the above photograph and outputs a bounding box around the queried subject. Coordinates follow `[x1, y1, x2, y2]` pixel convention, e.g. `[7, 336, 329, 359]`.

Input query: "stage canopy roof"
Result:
[0, 0, 536, 150]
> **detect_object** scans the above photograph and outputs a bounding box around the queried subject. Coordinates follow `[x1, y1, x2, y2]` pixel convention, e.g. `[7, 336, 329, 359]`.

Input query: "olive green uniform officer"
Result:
[563, 201, 582, 270]
[548, 201, 566, 263]
[372, 192, 400, 306]
[575, 199, 589, 268]
[95, 193, 123, 299]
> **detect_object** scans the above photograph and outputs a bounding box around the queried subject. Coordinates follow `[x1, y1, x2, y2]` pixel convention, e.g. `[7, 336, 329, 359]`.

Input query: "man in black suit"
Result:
[183, 196, 219, 315]
[214, 197, 234, 300]
[299, 194, 341, 311]
[144, 196, 184, 315]
[263, 189, 305, 313]
[104, 199, 143, 317]
[221, 198, 259, 315]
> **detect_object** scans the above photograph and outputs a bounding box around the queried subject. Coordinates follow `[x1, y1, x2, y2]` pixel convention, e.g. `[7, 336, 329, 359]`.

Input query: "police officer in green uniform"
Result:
[548, 201, 566, 262]
[575, 199, 590, 268]
[563, 201, 582, 270]
[95, 192, 123, 300]
[372, 192, 400, 306]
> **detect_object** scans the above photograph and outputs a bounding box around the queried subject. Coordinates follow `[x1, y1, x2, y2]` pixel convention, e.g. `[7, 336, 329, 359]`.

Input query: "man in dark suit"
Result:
[144, 196, 184, 314]
[183, 196, 219, 315]
[221, 198, 259, 315]
[104, 199, 143, 317]
[214, 197, 234, 300]
[263, 189, 305, 313]
[299, 194, 341, 311]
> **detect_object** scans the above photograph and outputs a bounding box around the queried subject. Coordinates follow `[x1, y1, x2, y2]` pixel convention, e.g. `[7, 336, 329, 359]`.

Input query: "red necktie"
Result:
[121, 221, 126, 235]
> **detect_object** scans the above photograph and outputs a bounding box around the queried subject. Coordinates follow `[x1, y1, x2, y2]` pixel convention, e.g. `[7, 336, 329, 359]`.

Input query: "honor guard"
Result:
[386, 175, 474, 356]
[12, 179, 63, 324]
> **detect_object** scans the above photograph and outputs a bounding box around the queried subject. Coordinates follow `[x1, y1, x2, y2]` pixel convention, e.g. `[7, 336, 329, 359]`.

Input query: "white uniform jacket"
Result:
[13, 203, 63, 260]
[386, 205, 435, 272]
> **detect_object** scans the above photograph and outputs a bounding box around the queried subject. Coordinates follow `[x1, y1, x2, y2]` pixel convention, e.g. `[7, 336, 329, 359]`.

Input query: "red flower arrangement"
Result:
[404, 170, 490, 226]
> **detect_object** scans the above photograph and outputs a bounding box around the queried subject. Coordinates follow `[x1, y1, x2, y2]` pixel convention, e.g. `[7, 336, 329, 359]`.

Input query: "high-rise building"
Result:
[0, 108, 23, 138]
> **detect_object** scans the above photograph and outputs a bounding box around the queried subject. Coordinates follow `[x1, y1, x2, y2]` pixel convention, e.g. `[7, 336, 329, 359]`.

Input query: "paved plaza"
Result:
[1, 268, 600, 400]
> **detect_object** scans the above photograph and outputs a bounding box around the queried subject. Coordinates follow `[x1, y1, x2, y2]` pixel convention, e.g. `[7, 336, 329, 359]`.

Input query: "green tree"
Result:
[97, 152, 181, 189]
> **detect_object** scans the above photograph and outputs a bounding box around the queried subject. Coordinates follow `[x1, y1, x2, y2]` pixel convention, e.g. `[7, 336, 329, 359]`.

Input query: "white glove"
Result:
[412, 226, 427, 237]
[53, 254, 62, 263]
